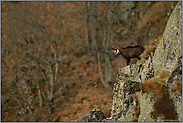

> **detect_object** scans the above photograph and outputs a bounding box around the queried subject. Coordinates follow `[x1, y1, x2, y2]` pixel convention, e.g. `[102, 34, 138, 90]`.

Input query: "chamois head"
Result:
[111, 47, 120, 55]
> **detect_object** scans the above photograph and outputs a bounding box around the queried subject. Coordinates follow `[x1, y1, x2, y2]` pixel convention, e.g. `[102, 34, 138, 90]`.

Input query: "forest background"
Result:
[1, 1, 178, 122]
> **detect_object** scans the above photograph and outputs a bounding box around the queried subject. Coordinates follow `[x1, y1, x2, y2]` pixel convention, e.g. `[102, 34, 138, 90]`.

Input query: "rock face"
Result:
[75, 1, 182, 122]
[152, 1, 182, 74]
[74, 108, 106, 122]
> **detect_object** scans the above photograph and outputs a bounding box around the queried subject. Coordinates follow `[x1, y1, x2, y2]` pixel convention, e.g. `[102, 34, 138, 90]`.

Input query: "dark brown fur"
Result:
[111, 46, 145, 65]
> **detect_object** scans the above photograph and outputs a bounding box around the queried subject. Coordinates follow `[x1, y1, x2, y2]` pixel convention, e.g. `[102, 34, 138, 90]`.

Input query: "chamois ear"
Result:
[111, 47, 120, 50]
[111, 47, 116, 50]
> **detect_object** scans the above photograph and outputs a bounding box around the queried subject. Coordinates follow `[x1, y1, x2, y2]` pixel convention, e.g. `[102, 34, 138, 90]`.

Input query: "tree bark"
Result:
[97, 53, 110, 88]
[85, 2, 92, 48]
[90, 2, 98, 51]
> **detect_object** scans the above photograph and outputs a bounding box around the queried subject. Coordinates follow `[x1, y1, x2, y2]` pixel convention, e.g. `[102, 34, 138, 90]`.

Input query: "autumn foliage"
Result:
[1, 1, 177, 122]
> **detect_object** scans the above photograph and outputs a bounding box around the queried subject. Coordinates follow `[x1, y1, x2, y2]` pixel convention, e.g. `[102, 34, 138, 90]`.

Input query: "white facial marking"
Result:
[116, 49, 119, 54]
[114, 49, 119, 55]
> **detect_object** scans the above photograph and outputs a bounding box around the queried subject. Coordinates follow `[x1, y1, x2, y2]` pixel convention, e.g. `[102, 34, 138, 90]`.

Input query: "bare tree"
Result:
[1, 2, 70, 121]
[85, 2, 92, 48]
[97, 2, 115, 88]
[84, 2, 114, 88]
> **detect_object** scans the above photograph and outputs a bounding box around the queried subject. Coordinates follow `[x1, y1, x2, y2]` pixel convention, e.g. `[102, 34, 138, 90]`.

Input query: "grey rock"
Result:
[75, 108, 106, 122]
[152, 1, 182, 74]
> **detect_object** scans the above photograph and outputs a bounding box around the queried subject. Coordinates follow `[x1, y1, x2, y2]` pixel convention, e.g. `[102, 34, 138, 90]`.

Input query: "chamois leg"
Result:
[137, 56, 141, 60]
[126, 58, 130, 66]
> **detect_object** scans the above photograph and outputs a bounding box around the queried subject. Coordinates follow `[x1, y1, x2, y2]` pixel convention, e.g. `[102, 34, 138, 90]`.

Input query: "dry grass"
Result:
[139, 71, 178, 121]
[140, 35, 162, 59]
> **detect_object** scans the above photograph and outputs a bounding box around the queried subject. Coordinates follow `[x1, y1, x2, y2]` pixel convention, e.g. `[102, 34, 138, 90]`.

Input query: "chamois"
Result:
[111, 46, 145, 65]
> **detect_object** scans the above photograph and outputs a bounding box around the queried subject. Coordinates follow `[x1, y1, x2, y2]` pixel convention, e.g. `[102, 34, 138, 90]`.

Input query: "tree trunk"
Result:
[85, 2, 92, 48]
[90, 2, 98, 51]
[97, 53, 110, 88]
[105, 56, 112, 82]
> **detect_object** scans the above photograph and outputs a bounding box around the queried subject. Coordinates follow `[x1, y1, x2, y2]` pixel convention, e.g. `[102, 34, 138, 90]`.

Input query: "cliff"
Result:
[75, 1, 182, 122]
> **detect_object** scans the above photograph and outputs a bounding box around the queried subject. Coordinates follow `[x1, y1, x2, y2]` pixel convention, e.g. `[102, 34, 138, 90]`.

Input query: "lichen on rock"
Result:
[74, 108, 106, 122]
[153, 1, 182, 74]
